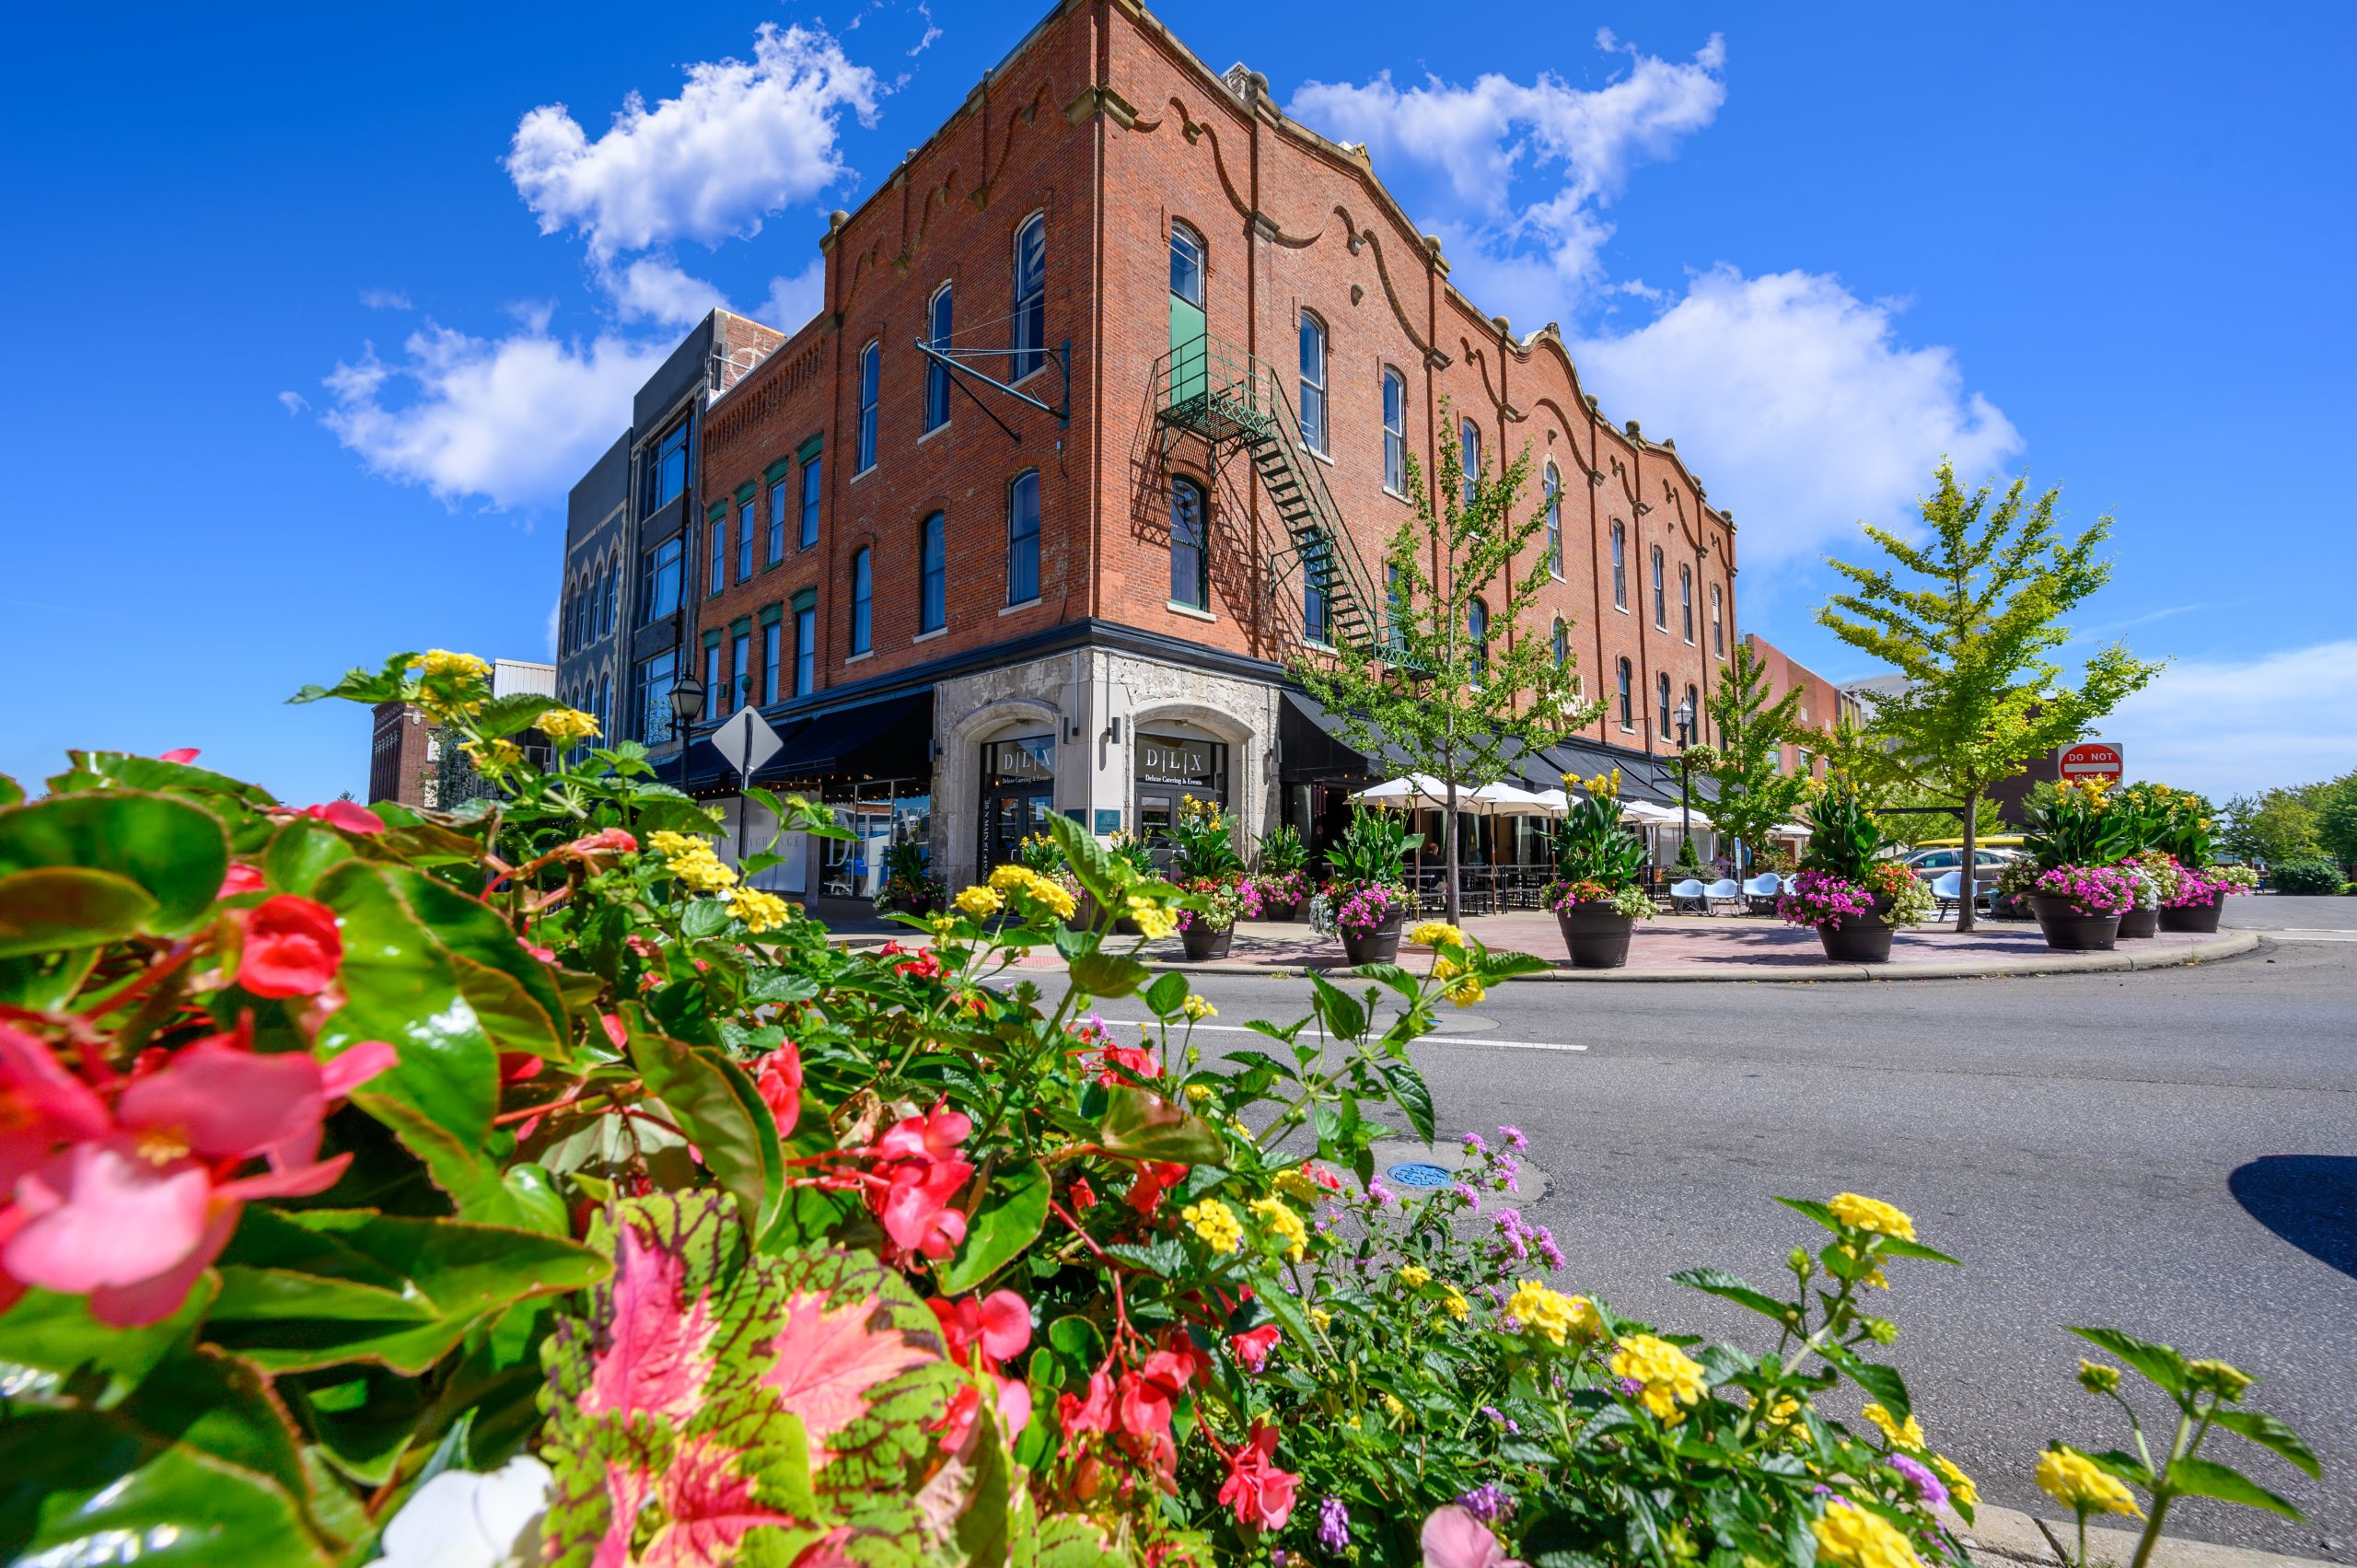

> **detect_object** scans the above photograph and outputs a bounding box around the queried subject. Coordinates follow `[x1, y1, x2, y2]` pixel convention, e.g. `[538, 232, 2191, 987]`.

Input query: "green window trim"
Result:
[796, 434, 823, 463]
[791, 587, 818, 612]
[701, 629, 723, 649]
[734, 482, 758, 505]
[729, 616, 753, 636]
[706, 502, 730, 522]
[763, 457, 795, 484]
[759, 603, 784, 626]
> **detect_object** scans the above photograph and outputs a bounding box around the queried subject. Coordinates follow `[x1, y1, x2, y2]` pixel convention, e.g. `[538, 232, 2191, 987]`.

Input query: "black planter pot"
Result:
[2159, 900, 2222, 934]
[2116, 905, 2161, 939]
[2030, 893, 2121, 951]
[1555, 903, 1636, 969]
[1180, 924, 1234, 961]
[1341, 914, 1403, 966]
[1816, 895, 1897, 964]
[1259, 896, 1304, 923]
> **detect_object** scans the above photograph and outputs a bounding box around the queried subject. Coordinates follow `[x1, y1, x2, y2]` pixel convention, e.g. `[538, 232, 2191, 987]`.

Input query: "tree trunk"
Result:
[1444, 780, 1462, 927]
[1956, 791, 1980, 933]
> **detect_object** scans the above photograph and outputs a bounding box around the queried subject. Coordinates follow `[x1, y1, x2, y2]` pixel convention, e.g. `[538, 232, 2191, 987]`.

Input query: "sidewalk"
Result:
[1953, 1502, 2344, 1568]
[844, 914, 2258, 982]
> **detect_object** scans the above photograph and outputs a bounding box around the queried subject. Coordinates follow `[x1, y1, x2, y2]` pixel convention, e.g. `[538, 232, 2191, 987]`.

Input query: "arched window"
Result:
[1169, 477, 1208, 610]
[1651, 545, 1666, 629]
[598, 564, 613, 639]
[1551, 617, 1568, 669]
[1459, 419, 1481, 509]
[1468, 597, 1490, 680]
[1657, 670, 1673, 739]
[1617, 657, 1633, 729]
[1385, 563, 1405, 651]
[1711, 584, 1724, 656]
[1680, 563, 1694, 643]
[923, 285, 953, 433]
[1610, 522, 1628, 609]
[919, 512, 946, 633]
[1006, 471, 1041, 606]
[1381, 367, 1407, 494]
[1543, 462, 1562, 576]
[1297, 312, 1328, 455]
[856, 341, 880, 471]
[1685, 683, 1701, 742]
[850, 546, 873, 655]
[1303, 528, 1330, 644]
[1011, 214, 1047, 382]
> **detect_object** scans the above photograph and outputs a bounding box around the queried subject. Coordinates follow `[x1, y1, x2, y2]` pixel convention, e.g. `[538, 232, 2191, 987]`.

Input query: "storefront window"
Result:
[1133, 732, 1227, 866]
[981, 735, 1056, 874]
[816, 779, 931, 902]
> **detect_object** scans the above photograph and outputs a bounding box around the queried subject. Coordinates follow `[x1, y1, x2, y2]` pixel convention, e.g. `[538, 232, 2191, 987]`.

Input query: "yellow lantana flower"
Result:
[1410, 921, 1466, 949]
[1249, 1196, 1307, 1260]
[1125, 896, 1178, 939]
[1859, 1402, 1925, 1451]
[537, 707, 600, 747]
[1827, 1192, 1916, 1241]
[1180, 1199, 1243, 1254]
[1309, 1307, 1332, 1332]
[409, 649, 492, 680]
[648, 831, 739, 893]
[1397, 1263, 1432, 1289]
[1609, 1333, 1709, 1422]
[2037, 1447, 2141, 1517]
[727, 888, 792, 934]
[954, 885, 1004, 919]
[1811, 1502, 1922, 1568]
[1381, 1393, 1406, 1419]
[459, 738, 524, 772]
[988, 864, 1037, 892]
[1504, 1281, 1597, 1347]
[1441, 1283, 1470, 1320]
[1181, 994, 1216, 1021]
[1930, 1455, 1978, 1508]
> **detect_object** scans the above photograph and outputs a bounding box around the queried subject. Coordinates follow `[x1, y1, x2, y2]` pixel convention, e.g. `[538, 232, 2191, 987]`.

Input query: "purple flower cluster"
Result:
[1240, 869, 1310, 916]
[2168, 865, 2251, 909]
[1455, 1483, 1516, 1523]
[1776, 869, 1877, 930]
[1490, 1209, 1566, 1270]
[1331, 882, 1407, 935]
[2032, 863, 2136, 916]
[1317, 1495, 1351, 1554]
[1888, 1453, 1949, 1511]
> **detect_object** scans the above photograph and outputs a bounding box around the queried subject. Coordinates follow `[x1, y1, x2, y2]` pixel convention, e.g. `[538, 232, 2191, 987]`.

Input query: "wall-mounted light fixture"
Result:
[1104, 715, 1122, 743]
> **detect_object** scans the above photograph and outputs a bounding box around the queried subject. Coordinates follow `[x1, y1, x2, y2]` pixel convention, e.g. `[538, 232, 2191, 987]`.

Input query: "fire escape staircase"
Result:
[1154, 333, 1386, 658]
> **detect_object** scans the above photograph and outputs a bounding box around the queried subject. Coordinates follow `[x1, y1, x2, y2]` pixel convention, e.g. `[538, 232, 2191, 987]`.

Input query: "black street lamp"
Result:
[668, 671, 707, 795]
[1675, 696, 1697, 863]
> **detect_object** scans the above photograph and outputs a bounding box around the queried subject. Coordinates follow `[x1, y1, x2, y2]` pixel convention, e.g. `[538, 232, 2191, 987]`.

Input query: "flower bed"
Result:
[1540, 877, 1655, 920]
[2169, 863, 2258, 908]
[2033, 863, 2137, 916]
[0, 649, 2316, 1568]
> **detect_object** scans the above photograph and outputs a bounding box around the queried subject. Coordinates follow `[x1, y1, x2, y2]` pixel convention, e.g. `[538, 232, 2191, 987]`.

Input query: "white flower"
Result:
[377, 1455, 554, 1568]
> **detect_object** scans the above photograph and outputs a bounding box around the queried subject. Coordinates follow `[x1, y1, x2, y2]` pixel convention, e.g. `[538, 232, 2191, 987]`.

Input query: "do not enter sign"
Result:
[2059, 741, 2123, 781]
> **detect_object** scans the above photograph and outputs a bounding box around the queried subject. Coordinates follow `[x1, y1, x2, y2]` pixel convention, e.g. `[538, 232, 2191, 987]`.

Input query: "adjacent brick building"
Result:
[366, 659, 558, 809]
[1741, 633, 1865, 779]
[559, 0, 1751, 906]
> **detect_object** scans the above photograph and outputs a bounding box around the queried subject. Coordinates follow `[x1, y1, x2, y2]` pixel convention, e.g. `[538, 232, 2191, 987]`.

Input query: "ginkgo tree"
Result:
[1817, 460, 2162, 929]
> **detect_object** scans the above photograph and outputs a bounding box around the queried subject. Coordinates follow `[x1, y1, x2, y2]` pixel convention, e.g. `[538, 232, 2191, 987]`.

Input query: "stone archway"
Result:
[938, 695, 1066, 889]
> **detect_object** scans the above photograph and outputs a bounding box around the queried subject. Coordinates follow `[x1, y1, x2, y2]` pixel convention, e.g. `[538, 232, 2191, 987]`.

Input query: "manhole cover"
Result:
[1386, 1161, 1455, 1189]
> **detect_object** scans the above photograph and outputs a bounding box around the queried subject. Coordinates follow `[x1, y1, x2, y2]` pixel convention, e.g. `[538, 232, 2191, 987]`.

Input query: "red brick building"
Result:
[673, 0, 1746, 900]
[1739, 633, 1862, 779]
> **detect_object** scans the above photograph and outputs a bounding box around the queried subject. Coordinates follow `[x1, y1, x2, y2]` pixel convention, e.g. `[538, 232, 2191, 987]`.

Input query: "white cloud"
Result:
[757, 261, 828, 331]
[2100, 641, 2357, 797]
[319, 324, 668, 511]
[604, 257, 730, 326]
[505, 22, 877, 261]
[276, 390, 309, 417]
[1292, 33, 1724, 319]
[1573, 266, 2022, 564]
[359, 288, 413, 310]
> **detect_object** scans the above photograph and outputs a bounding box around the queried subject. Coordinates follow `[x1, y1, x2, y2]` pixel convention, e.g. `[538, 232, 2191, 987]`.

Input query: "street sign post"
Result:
[2058, 741, 2123, 782]
[710, 709, 786, 864]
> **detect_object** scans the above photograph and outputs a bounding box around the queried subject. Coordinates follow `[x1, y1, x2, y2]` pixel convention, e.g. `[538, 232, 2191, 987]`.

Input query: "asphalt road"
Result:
[1089, 903, 2357, 1561]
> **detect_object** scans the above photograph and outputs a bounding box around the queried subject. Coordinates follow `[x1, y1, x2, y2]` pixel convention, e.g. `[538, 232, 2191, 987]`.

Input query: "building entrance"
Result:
[979, 734, 1056, 874]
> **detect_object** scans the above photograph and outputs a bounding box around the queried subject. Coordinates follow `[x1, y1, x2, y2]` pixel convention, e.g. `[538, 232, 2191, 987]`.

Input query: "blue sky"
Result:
[4, 2, 2351, 804]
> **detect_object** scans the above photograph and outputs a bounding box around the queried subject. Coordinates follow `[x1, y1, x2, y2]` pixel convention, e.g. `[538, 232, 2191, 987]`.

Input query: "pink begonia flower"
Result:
[1216, 1420, 1299, 1531]
[1229, 1322, 1282, 1373]
[1, 1024, 395, 1326]
[157, 748, 201, 764]
[237, 895, 343, 999]
[567, 827, 638, 856]
[300, 800, 386, 834]
[217, 864, 266, 900]
[866, 1100, 974, 1260]
[0, 1025, 111, 1192]
[928, 1289, 1031, 1371]
[1420, 1504, 1528, 1568]
[752, 1042, 803, 1136]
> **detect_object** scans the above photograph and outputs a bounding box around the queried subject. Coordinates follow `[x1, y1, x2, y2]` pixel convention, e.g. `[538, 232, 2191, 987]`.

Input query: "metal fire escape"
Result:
[1154, 333, 1385, 656]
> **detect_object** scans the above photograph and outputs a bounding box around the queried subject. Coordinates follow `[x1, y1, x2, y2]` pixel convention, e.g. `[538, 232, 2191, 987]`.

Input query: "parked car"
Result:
[1901, 847, 2017, 885]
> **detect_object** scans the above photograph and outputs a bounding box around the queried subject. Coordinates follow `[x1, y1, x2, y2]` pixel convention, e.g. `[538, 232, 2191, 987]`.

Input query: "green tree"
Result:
[2311, 772, 2357, 869]
[1293, 402, 1597, 924]
[1695, 639, 1810, 874]
[1817, 461, 2162, 929]
[2218, 788, 2322, 866]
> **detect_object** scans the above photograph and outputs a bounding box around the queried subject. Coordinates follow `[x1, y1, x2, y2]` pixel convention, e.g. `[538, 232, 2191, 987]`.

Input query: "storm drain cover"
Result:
[1385, 1161, 1455, 1189]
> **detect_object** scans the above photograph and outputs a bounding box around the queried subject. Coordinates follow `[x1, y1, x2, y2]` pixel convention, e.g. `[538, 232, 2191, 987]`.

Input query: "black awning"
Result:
[1542, 738, 1682, 805]
[1280, 691, 1409, 783]
[762, 691, 933, 783]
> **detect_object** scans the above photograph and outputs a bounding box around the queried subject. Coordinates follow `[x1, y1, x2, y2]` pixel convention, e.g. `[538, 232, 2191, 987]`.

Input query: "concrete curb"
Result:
[1948, 1502, 2344, 1568]
[1133, 930, 2261, 983]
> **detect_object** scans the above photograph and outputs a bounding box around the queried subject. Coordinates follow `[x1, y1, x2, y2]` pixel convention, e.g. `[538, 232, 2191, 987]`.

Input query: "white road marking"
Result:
[2259, 929, 2357, 942]
[1093, 1019, 1587, 1052]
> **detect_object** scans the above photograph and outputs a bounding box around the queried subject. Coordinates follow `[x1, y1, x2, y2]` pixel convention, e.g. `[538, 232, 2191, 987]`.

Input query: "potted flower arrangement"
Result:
[2139, 784, 2256, 932]
[1318, 804, 1420, 964]
[1244, 822, 1311, 921]
[1169, 795, 1247, 960]
[871, 837, 945, 917]
[2021, 777, 2137, 950]
[1013, 830, 1087, 921]
[1540, 768, 1655, 969]
[1105, 829, 1159, 933]
[1776, 782, 1933, 962]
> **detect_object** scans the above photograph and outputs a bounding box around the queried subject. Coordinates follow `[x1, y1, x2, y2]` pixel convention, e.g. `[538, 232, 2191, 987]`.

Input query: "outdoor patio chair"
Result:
[1742, 872, 1781, 912]
[1928, 872, 1997, 921]
[1668, 877, 1707, 913]
[1702, 877, 1742, 913]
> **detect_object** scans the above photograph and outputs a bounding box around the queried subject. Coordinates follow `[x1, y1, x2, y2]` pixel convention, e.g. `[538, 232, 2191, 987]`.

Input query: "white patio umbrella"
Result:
[1520, 786, 1573, 817]
[1470, 780, 1562, 816]
[1350, 773, 1459, 812]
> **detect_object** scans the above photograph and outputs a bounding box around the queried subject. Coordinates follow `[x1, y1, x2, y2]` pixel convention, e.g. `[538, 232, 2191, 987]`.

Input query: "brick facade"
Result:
[1740, 633, 1862, 778]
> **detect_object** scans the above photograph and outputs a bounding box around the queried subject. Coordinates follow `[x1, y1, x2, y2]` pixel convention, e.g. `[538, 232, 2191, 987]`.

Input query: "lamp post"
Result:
[668, 670, 707, 796]
[1675, 697, 1696, 864]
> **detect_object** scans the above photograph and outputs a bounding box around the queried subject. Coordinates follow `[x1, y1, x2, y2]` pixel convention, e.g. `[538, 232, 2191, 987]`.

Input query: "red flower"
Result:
[1114, 1336, 1202, 1442]
[1216, 1421, 1299, 1531]
[216, 865, 266, 900]
[1069, 1176, 1097, 1213]
[1093, 1040, 1159, 1086]
[300, 801, 385, 834]
[498, 1052, 544, 1085]
[517, 935, 557, 964]
[1057, 1367, 1116, 1446]
[752, 1042, 802, 1135]
[237, 895, 343, 999]
[1228, 1323, 1282, 1373]
[1125, 1159, 1189, 1216]
[599, 1014, 630, 1051]
[566, 827, 637, 856]
[866, 1100, 974, 1260]
[928, 1289, 1031, 1372]
[158, 748, 201, 765]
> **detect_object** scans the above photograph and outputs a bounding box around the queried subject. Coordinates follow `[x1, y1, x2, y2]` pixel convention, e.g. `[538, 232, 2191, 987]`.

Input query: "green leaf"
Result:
[1047, 1315, 1106, 1375]
[2067, 1326, 2190, 1396]
[350, 1090, 528, 1226]
[470, 691, 563, 740]
[262, 818, 354, 896]
[1871, 1236, 1961, 1265]
[749, 969, 819, 1005]
[939, 1161, 1051, 1294]
[211, 1268, 440, 1323]
[1772, 1196, 1844, 1236]
[0, 1279, 215, 1392]
[1098, 1086, 1225, 1165]
[1307, 973, 1366, 1041]
[312, 860, 498, 1150]
[1067, 948, 1148, 1000]
[2166, 1456, 2303, 1519]
[0, 945, 101, 1010]
[1046, 810, 1120, 908]
[1220, 1049, 1298, 1085]
[2208, 1408, 2322, 1479]
[680, 898, 732, 938]
[627, 1022, 785, 1239]
[1378, 1059, 1435, 1144]
[116, 1346, 316, 1514]
[0, 865, 157, 957]
[1143, 970, 1189, 1017]
[384, 867, 571, 1061]
[0, 1407, 333, 1568]
[1670, 1268, 1800, 1328]
[0, 788, 228, 939]
[1821, 1344, 1911, 1422]
[0, 772, 19, 807]
[1102, 1238, 1188, 1277]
